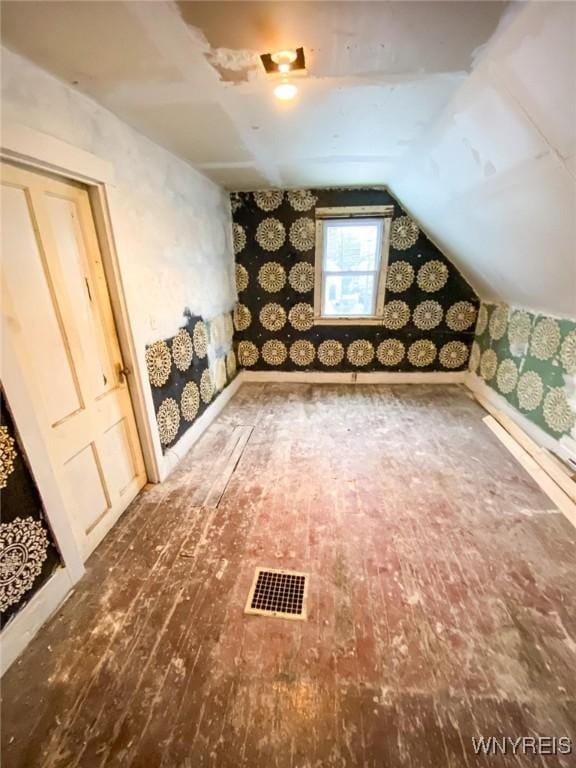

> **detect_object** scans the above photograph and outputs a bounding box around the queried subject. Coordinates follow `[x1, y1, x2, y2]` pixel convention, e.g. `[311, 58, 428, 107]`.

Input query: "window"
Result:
[314, 206, 392, 324]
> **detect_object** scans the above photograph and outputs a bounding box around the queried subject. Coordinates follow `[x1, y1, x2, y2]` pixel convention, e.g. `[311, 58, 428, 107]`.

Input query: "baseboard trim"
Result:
[482, 415, 576, 530]
[159, 373, 244, 481]
[1, 567, 75, 676]
[465, 373, 576, 468]
[241, 370, 467, 384]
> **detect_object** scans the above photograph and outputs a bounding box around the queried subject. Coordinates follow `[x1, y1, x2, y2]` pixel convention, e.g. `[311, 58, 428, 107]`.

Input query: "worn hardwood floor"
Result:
[2, 384, 575, 768]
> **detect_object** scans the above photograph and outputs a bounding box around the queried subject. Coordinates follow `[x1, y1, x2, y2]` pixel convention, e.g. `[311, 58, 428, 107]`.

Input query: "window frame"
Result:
[313, 205, 393, 325]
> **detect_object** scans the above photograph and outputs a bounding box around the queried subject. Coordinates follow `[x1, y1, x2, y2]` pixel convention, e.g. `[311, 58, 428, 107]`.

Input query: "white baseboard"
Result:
[465, 372, 576, 468]
[241, 370, 467, 384]
[159, 373, 244, 481]
[1, 567, 75, 676]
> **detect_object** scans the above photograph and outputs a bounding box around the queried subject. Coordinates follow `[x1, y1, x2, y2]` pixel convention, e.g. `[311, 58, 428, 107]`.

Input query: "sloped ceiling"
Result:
[1, 0, 507, 188]
[1, 1, 574, 316]
[389, 2, 576, 318]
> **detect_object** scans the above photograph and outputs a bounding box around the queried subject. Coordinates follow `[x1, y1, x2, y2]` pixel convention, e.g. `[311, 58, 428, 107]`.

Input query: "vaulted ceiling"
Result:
[2, 1, 575, 316]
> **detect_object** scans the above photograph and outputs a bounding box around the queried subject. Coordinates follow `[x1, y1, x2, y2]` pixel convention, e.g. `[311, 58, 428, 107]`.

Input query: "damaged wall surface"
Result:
[389, 2, 576, 319]
[470, 302, 576, 450]
[232, 188, 478, 372]
[1, 46, 237, 476]
[0, 391, 61, 628]
[145, 311, 237, 454]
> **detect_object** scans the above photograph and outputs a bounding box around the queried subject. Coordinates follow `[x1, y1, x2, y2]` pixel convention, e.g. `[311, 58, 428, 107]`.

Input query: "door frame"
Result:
[1, 122, 160, 483]
[1, 123, 160, 672]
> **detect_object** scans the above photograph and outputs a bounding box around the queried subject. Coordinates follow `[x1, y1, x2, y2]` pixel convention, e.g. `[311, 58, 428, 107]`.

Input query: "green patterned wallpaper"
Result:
[471, 302, 576, 438]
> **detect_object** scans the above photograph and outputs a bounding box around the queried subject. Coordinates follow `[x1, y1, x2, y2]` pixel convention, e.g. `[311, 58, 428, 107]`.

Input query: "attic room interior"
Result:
[0, 0, 575, 765]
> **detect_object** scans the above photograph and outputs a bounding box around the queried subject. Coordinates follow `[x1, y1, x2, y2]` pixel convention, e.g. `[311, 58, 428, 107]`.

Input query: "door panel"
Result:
[1, 184, 84, 425]
[1, 162, 146, 557]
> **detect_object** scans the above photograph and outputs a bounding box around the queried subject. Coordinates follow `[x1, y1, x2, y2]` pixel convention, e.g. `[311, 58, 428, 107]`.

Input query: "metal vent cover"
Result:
[244, 568, 308, 621]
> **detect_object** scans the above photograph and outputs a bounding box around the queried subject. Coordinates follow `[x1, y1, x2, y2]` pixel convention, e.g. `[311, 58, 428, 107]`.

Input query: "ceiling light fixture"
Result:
[271, 50, 298, 68]
[274, 81, 298, 101]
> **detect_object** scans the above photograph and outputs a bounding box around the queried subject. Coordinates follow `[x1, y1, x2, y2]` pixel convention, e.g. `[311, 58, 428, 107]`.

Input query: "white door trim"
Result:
[1, 121, 160, 482]
[0, 123, 160, 673]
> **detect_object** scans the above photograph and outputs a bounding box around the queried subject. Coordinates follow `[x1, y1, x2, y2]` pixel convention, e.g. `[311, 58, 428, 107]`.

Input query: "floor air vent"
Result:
[245, 568, 308, 620]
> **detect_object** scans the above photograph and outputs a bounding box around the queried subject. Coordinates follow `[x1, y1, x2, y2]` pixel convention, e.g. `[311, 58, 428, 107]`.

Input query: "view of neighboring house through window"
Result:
[314, 211, 391, 322]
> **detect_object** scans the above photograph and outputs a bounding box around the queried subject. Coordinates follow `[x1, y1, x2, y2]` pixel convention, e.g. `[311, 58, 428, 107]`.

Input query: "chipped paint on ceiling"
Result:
[0, 0, 508, 189]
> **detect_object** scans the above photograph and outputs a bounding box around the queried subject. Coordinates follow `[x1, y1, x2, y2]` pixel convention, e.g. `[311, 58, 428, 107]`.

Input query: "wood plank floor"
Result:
[2, 384, 575, 768]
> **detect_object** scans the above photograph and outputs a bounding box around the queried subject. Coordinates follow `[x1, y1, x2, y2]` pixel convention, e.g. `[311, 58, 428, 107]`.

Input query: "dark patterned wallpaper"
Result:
[230, 188, 479, 372]
[1, 390, 61, 628]
[145, 310, 237, 453]
[471, 302, 576, 438]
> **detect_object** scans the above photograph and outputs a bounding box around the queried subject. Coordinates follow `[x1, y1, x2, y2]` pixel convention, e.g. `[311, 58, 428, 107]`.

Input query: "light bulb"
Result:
[271, 49, 297, 65]
[274, 82, 298, 101]
[278, 62, 291, 73]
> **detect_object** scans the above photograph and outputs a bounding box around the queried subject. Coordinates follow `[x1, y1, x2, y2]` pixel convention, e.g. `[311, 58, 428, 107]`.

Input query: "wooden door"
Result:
[1, 162, 146, 558]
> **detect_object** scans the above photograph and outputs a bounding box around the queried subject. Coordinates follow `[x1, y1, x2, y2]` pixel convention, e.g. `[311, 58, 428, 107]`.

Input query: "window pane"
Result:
[322, 274, 376, 316]
[324, 223, 380, 272]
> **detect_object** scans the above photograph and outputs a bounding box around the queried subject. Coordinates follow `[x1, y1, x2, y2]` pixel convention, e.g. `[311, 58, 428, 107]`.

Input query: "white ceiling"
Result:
[2, 1, 574, 317]
[1, 0, 508, 189]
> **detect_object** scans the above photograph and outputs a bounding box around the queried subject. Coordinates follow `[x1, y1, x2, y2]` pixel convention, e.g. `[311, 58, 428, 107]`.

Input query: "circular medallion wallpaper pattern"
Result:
[288, 303, 314, 331]
[289, 340, 316, 367]
[238, 341, 259, 367]
[181, 381, 200, 422]
[0, 425, 17, 490]
[232, 190, 477, 374]
[407, 340, 437, 367]
[416, 260, 449, 293]
[317, 340, 345, 367]
[288, 262, 315, 293]
[516, 371, 544, 411]
[233, 303, 252, 332]
[488, 304, 508, 341]
[256, 218, 286, 251]
[146, 341, 172, 387]
[193, 321, 208, 359]
[157, 398, 180, 445]
[439, 341, 468, 369]
[346, 340, 375, 367]
[480, 349, 498, 381]
[560, 331, 576, 374]
[258, 262, 286, 293]
[254, 190, 284, 211]
[0, 517, 49, 612]
[233, 223, 246, 255]
[376, 339, 405, 366]
[383, 301, 410, 330]
[259, 303, 287, 331]
[386, 261, 414, 293]
[496, 359, 518, 394]
[446, 301, 477, 332]
[507, 310, 532, 346]
[413, 300, 443, 330]
[543, 388, 575, 433]
[200, 369, 214, 404]
[171, 329, 193, 372]
[390, 216, 419, 250]
[289, 218, 315, 251]
[476, 305, 489, 335]
[262, 340, 288, 366]
[235, 263, 249, 293]
[530, 318, 561, 361]
[287, 190, 317, 211]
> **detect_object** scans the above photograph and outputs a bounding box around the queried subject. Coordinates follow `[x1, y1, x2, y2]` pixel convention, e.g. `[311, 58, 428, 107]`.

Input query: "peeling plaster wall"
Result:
[1, 46, 237, 478]
[470, 301, 576, 462]
[388, 2, 576, 318]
